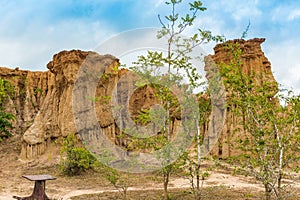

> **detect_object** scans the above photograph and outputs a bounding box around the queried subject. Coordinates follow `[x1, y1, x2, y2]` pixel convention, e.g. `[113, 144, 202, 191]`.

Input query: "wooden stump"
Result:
[13, 175, 55, 200]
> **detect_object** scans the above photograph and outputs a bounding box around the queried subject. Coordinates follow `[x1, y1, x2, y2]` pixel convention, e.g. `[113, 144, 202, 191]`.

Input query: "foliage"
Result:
[60, 134, 129, 198]
[219, 42, 300, 200]
[0, 109, 16, 142]
[59, 134, 97, 176]
[33, 87, 44, 96]
[0, 78, 15, 104]
[0, 78, 15, 142]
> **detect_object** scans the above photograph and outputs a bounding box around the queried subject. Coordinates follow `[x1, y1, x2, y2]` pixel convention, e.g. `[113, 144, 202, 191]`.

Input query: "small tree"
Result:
[184, 93, 211, 200]
[104, 167, 129, 200]
[219, 41, 300, 200]
[130, 0, 223, 199]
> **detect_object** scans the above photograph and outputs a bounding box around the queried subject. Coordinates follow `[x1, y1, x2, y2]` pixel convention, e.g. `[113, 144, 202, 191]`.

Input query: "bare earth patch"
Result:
[1, 136, 299, 200]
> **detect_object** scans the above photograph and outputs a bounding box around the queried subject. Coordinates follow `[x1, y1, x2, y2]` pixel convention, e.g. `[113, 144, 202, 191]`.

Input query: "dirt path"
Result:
[0, 161, 265, 200]
[1, 137, 299, 200]
[0, 170, 266, 200]
[59, 172, 265, 200]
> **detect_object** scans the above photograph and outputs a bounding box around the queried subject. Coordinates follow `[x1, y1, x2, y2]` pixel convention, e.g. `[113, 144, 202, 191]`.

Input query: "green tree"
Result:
[0, 78, 15, 142]
[130, 0, 223, 199]
[219, 42, 300, 200]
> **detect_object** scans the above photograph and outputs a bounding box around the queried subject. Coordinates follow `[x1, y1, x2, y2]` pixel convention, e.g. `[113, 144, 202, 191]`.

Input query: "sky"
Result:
[0, 0, 299, 93]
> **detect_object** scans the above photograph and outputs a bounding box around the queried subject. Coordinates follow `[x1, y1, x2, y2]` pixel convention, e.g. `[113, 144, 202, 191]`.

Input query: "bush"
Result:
[0, 78, 15, 142]
[59, 134, 96, 176]
[0, 109, 15, 142]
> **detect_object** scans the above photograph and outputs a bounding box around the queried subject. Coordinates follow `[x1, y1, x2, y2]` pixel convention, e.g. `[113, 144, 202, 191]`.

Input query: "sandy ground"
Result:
[0, 170, 267, 200]
[1, 136, 299, 200]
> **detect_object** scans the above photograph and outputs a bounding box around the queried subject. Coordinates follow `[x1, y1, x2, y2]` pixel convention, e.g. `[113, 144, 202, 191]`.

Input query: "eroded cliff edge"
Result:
[0, 38, 277, 160]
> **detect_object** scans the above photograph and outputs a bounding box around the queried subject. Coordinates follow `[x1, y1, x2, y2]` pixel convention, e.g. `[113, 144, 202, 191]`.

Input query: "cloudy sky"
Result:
[0, 0, 299, 93]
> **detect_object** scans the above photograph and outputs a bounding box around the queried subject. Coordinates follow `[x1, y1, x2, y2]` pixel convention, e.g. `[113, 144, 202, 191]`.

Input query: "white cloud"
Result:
[232, 6, 262, 21]
[288, 9, 300, 21]
[0, 20, 115, 71]
[272, 5, 300, 22]
[154, 0, 164, 8]
[263, 39, 300, 94]
[205, 0, 261, 21]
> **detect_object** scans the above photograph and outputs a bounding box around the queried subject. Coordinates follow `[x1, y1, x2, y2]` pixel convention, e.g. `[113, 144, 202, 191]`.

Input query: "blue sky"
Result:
[0, 0, 299, 93]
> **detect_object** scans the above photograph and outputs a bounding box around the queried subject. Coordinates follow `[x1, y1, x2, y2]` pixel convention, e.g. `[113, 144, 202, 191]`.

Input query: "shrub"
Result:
[0, 78, 15, 142]
[59, 134, 96, 176]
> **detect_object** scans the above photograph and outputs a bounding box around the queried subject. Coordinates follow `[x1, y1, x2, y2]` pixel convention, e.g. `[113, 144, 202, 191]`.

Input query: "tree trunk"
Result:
[122, 189, 127, 200]
[278, 145, 284, 197]
[196, 118, 201, 200]
[277, 171, 282, 199]
[164, 173, 169, 200]
[264, 184, 272, 200]
[196, 175, 200, 200]
[13, 180, 49, 200]
[195, 166, 201, 200]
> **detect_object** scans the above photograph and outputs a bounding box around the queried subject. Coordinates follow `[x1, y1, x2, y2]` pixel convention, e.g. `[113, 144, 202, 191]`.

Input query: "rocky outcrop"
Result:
[212, 38, 276, 89]
[0, 67, 52, 136]
[206, 38, 278, 158]
[21, 50, 121, 159]
[0, 38, 278, 160]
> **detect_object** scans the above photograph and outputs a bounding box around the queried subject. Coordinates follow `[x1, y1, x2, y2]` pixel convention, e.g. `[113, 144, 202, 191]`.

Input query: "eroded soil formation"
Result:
[1, 38, 275, 159]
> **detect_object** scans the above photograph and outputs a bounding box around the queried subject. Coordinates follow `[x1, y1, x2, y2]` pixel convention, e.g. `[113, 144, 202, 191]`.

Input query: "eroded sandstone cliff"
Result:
[0, 38, 277, 160]
[0, 67, 51, 137]
[207, 38, 277, 158]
